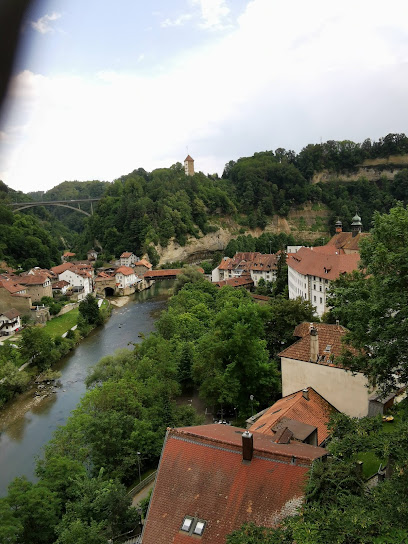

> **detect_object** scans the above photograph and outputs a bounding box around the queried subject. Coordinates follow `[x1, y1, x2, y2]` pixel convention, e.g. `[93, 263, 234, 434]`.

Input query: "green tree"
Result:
[78, 294, 101, 326]
[19, 327, 57, 371]
[328, 204, 408, 391]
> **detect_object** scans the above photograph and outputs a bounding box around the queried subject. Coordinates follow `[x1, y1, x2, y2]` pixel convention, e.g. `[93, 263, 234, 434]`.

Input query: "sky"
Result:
[0, 0, 408, 193]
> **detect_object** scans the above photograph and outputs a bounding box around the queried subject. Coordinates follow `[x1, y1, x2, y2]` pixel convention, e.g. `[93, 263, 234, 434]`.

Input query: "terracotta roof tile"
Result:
[142, 425, 326, 544]
[1, 308, 20, 320]
[218, 252, 278, 272]
[120, 252, 133, 258]
[249, 388, 337, 445]
[115, 266, 135, 276]
[184, 155, 194, 161]
[0, 281, 26, 294]
[215, 275, 254, 288]
[134, 259, 152, 268]
[51, 262, 75, 275]
[279, 322, 358, 367]
[287, 247, 360, 280]
[18, 274, 49, 286]
[326, 231, 370, 252]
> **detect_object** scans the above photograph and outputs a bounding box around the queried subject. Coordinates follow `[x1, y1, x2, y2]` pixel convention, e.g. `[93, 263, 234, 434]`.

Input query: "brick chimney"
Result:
[310, 324, 319, 363]
[242, 431, 253, 462]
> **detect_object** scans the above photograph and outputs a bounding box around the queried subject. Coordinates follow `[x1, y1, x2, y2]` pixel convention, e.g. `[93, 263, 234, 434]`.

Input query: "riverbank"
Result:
[0, 281, 173, 495]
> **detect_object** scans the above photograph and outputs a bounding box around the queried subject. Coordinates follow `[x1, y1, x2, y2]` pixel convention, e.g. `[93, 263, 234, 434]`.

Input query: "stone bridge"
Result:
[9, 198, 101, 217]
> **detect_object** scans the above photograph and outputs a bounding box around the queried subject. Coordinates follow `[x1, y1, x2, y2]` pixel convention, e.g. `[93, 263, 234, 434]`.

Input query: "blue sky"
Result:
[1, 0, 408, 192]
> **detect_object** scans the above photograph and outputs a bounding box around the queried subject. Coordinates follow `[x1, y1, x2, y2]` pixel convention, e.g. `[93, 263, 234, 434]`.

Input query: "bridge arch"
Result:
[12, 203, 92, 217]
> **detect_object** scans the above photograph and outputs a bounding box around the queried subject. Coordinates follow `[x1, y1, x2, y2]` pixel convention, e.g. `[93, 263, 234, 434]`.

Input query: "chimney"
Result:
[335, 219, 342, 233]
[302, 388, 309, 401]
[310, 325, 319, 363]
[242, 431, 253, 462]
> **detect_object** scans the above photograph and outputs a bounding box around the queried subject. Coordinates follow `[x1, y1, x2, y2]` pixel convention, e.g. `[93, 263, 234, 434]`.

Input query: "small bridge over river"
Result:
[144, 268, 204, 281]
[9, 198, 101, 217]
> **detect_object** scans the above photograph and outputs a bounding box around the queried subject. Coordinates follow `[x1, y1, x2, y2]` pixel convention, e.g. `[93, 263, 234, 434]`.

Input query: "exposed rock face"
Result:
[156, 204, 330, 264]
[312, 154, 408, 184]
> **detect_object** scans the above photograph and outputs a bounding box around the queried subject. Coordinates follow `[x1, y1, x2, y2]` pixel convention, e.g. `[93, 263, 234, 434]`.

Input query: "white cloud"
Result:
[191, 0, 230, 29]
[31, 12, 61, 34]
[2, 0, 408, 191]
[160, 14, 192, 28]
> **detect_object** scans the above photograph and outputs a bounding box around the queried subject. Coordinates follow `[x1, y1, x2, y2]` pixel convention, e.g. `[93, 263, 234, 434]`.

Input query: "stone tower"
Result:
[184, 155, 194, 176]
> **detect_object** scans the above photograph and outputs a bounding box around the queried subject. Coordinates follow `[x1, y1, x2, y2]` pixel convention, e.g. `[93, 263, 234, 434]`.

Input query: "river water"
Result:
[0, 281, 173, 496]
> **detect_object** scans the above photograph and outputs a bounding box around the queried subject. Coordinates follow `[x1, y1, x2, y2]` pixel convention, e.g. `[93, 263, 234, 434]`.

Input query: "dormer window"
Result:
[181, 516, 207, 537]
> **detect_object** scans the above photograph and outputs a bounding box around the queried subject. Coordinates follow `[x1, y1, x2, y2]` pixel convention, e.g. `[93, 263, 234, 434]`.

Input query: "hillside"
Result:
[3, 132, 408, 268]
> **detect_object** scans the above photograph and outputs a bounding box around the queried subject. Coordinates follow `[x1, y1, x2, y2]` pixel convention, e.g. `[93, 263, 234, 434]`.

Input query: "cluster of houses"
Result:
[140, 215, 405, 543]
[0, 250, 153, 337]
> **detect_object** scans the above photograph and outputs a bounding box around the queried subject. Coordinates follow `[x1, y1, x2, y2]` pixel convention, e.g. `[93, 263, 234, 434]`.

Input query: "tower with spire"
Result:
[184, 155, 194, 176]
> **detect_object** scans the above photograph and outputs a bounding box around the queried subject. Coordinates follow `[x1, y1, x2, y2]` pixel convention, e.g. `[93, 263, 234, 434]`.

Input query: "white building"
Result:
[0, 309, 21, 337]
[115, 266, 137, 289]
[212, 252, 278, 287]
[59, 268, 93, 295]
[287, 247, 360, 317]
[120, 252, 139, 267]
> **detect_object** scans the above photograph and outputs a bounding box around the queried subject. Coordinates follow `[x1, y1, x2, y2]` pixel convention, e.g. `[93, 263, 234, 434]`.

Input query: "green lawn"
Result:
[43, 309, 79, 338]
[358, 416, 400, 478]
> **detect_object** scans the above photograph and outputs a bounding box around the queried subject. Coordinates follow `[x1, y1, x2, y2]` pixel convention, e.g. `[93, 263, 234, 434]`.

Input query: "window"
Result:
[181, 516, 206, 537]
[313, 284, 316, 290]
[313, 296, 316, 302]
[320, 297, 322, 304]
[320, 286, 322, 292]
[181, 517, 194, 532]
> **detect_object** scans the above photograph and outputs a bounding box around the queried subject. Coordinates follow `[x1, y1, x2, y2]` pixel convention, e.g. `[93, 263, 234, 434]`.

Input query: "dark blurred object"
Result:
[0, 0, 32, 111]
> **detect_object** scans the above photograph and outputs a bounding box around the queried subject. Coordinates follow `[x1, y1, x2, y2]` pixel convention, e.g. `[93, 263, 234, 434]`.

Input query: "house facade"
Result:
[212, 252, 278, 287]
[115, 266, 137, 289]
[59, 268, 92, 296]
[17, 274, 52, 302]
[120, 252, 139, 267]
[279, 322, 373, 418]
[0, 309, 21, 336]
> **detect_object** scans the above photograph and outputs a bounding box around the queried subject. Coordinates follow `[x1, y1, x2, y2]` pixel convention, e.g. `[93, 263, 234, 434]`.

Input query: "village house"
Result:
[278, 322, 398, 418]
[142, 424, 327, 544]
[120, 252, 139, 267]
[247, 387, 337, 447]
[0, 280, 32, 316]
[212, 252, 278, 286]
[18, 274, 53, 302]
[133, 259, 152, 275]
[0, 309, 21, 337]
[58, 267, 93, 296]
[115, 266, 137, 290]
[51, 280, 70, 295]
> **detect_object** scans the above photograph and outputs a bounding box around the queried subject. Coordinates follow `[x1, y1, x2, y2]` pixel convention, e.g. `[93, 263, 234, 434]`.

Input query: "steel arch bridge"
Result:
[9, 198, 101, 217]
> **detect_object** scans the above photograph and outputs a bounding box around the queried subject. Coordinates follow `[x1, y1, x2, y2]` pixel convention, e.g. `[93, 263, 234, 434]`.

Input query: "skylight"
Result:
[181, 516, 193, 532]
[181, 516, 207, 537]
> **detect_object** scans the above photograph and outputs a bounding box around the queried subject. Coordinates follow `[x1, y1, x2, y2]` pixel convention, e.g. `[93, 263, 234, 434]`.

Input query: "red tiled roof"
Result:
[143, 425, 326, 544]
[120, 252, 133, 258]
[115, 266, 135, 276]
[279, 322, 357, 367]
[215, 275, 254, 288]
[134, 259, 152, 269]
[51, 262, 75, 275]
[18, 274, 49, 286]
[326, 231, 370, 252]
[63, 252, 75, 257]
[184, 155, 194, 162]
[251, 294, 271, 301]
[1, 308, 20, 320]
[51, 280, 70, 289]
[287, 246, 360, 281]
[218, 252, 278, 272]
[0, 281, 26, 294]
[249, 388, 337, 446]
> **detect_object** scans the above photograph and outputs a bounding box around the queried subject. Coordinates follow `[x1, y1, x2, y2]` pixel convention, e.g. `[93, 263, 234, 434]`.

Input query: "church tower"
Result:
[184, 155, 194, 176]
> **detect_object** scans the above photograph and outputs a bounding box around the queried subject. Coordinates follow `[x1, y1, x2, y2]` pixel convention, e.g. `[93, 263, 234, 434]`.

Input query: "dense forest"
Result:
[2, 133, 408, 268]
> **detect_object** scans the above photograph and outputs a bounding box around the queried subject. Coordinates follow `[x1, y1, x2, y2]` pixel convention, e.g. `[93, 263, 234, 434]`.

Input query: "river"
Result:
[0, 281, 173, 497]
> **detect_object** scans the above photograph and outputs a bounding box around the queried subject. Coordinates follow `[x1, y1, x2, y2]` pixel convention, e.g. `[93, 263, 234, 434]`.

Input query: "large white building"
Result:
[287, 247, 361, 317]
[59, 268, 93, 295]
